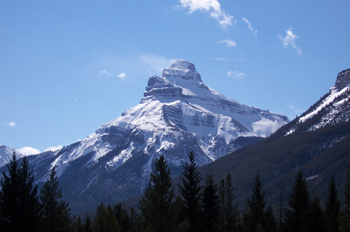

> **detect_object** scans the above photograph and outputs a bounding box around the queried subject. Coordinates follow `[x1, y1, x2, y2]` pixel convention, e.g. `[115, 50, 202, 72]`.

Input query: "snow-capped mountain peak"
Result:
[1, 60, 288, 214]
[42, 59, 289, 175]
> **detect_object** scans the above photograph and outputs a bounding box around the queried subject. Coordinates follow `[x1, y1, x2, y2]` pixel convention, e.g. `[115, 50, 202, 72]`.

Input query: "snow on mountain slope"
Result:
[0, 145, 24, 167]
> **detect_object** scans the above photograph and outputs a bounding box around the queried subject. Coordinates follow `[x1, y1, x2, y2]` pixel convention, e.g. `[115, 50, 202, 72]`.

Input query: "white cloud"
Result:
[18, 147, 40, 156]
[5, 122, 16, 127]
[98, 70, 111, 77]
[227, 70, 245, 80]
[220, 39, 236, 47]
[278, 28, 302, 55]
[140, 54, 176, 74]
[117, 72, 127, 80]
[44, 145, 63, 152]
[179, 0, 234, 28]
[242, 17, 257, 36]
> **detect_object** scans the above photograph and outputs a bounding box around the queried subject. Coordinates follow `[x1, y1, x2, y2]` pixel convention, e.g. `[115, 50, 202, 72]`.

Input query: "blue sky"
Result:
[1, 0, 350, 154]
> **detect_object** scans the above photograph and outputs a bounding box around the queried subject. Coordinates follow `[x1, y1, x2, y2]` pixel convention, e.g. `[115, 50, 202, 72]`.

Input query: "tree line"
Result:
[1, 152, 350, 232]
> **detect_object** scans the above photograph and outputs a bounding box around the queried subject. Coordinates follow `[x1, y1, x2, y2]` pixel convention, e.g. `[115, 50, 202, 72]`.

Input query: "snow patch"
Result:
[306, 175, 319, 181]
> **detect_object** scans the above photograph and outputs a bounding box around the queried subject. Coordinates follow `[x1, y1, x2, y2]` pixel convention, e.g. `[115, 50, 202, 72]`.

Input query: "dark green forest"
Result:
[1, 152, 350, 232]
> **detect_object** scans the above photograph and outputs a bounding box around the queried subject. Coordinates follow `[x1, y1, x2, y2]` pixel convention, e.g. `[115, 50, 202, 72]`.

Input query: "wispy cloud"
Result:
[140, 54, 176, 74]
[4, 122, 16, 127]
[220, 39, 236, 47]
[98, 70, 111, 77]
[18, 147, 40, 156]
[227, 70, 245, 80]
[117, 72, 127, 80]
[278, 28, 302, 55]
[179, 0, 234, 28]
[242, 17, 257, 36]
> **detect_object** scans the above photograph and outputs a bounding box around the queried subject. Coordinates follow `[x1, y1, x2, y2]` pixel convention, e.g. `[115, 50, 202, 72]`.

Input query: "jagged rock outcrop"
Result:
[335, 68, 350, 91]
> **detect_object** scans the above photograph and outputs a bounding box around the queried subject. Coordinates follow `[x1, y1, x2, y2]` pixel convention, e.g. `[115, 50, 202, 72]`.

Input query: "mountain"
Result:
[0, 145, 24, 168]
[198, 68, 350, 212]
[0, 60, 288, 215]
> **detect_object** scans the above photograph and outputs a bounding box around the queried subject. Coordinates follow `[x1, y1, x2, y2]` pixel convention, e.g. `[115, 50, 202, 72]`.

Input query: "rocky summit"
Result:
[1, 60, 288, 214]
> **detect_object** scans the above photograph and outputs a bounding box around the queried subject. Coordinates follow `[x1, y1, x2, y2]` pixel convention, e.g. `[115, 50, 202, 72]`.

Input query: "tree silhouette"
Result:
[283, 170, 310, 232]
[178, 152, 203, 232]
[139, 155, 176, 232]
[40, 167, 72, 232]
[0, 153, 41, 232]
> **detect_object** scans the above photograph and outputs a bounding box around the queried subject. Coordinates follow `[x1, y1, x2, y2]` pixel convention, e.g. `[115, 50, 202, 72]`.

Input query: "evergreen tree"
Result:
[40, 167, 72, 232]
[75, 217, 84, 232]
[83, 215, 93, 232]
[201, 174, 220, 232]
[241, 171, 276, 232]
[138, 155, 176, 232]
[129, 207, 143, 232]
[178, 152, 203, 232]
[0, 153, 41, 232]
[265, 205, 277, 232]
[219, 172, 239, 232]
[114, 203, 132, 232]
[92, 203, 119, 232]
[301, 197, 326, 232]
[340, 161, 350, 232]
[345, 161, 350, 216]
[283, 170, 310, 232]
[324, 177, 340, 232]
[92, 203, 105, 232]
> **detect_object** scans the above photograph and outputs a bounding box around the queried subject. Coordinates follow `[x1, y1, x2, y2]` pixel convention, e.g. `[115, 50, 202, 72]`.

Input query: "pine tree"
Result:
[241, 171, 276, 232]
[83, 214, 93, 232]
[40, 167, 72, 232]
[301, 197, 326, 232]
[345, 161, 350, 216]
[138, 155, 176, 232]
[75, 217, 84, 232]
[340, 161, 350, 232]
[114, 203, 132, 232]
[92, 203, 119, 232]
[0, 153, 41, 232]
[178, 152, 203, 232]
[201, 174, 220, 232]
[219, 172, 239, 232]
[283, 170, 310, 232]
[324, 177, 340, 232]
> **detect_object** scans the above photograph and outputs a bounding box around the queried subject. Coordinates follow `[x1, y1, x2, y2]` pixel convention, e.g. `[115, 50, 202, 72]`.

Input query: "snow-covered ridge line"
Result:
[299, 86, 349, 123]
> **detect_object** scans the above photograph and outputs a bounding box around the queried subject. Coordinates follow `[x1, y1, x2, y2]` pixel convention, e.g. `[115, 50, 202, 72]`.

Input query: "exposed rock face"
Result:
[0, 59, 288, 214]
[335, 68, 350, 91]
